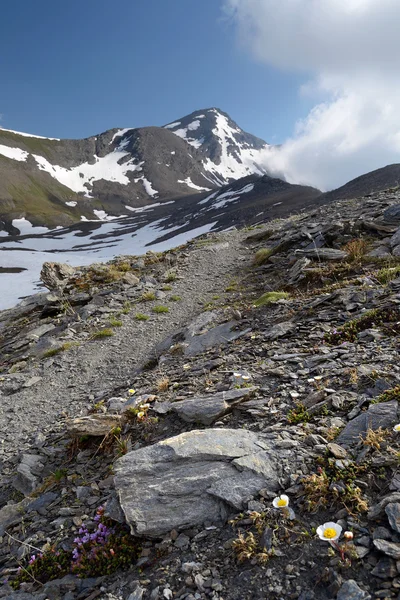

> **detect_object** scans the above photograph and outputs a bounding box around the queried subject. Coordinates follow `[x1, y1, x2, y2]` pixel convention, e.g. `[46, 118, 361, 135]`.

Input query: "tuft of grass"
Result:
[254, 291, 290, 307]
[42, 342, 78, 358]
[170, 295, 181, 302]
[92, 328, 114, 339]
[344, 238, 369, 262]
[164, 271, 177, 282]
[375, 264, 400, 284]
[109, 316, 123, 327]
[121, 301, 131, 314]
[362, 427, 389, 451]
[253, 247, 273, 266]
[140, 291, 156, 302]
[135, 312, 150, 321]
[162, 284, 172, 291]
[152, 305, 169, 313]
[157, 376, 170, 392]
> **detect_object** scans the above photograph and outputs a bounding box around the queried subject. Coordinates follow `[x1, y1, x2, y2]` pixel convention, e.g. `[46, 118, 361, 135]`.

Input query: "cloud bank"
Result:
[224, 0, 400, 191]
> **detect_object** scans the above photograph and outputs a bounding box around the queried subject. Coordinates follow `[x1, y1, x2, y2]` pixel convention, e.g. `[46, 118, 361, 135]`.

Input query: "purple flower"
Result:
[29, 555, 36, 565]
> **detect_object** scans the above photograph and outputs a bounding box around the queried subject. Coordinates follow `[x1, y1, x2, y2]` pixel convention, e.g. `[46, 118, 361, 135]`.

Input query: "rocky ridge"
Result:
[1, 191, 400, 599]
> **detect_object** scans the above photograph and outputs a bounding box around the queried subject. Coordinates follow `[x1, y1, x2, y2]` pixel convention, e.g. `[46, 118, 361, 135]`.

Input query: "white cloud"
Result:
[224, 0, 400, 190]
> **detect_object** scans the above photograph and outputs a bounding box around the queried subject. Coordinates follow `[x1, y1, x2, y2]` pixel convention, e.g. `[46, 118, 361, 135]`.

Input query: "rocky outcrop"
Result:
[114, 429, 283, 537]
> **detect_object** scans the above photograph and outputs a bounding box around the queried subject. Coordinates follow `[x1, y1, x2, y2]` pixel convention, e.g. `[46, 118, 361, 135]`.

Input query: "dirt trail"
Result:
[0, 230, 250, 458]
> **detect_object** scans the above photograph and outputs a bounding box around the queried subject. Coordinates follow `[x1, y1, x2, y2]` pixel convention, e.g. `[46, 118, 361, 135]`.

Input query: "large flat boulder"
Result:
[114, 429, 282, 537]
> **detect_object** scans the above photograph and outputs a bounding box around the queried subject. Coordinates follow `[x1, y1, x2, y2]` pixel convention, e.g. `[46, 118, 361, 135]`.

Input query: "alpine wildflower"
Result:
[272, 494, 289, 509]
[316, 522, 342, 542]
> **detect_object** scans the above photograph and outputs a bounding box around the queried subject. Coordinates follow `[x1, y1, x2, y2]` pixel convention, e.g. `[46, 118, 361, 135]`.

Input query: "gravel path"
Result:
[0, 230, 250, 458]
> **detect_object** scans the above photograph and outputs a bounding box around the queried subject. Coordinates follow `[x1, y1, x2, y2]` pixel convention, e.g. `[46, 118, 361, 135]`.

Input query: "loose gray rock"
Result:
[171, 387, 257, 425]
[337, 580, 371, 600]
[13, 453, 45, 495]
[385, 502, 400, 534]
[114, 429, 283, 537]
[294, 248, 347, 261]
[337, 400, 398, 446]
[263, 321, 296, 341]
[66, 414, 123, 437]
[40, 262, 75, 290]
[383, 204, 400, 223]
[373, 538, 400, 559]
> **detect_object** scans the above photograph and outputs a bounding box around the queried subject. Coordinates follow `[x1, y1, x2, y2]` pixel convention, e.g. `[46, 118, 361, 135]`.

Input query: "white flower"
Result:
[241, 375, 251, 381]
[393, 424, 400, 432]
[272, 494, 289, 509]
[344, 531, 353, 540]
[316, 522, 342, 542]
[233, 372, 242, 378]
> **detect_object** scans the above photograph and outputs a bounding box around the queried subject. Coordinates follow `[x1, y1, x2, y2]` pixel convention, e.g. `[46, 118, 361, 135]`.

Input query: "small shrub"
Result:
[135, 312, 150, 321]
[92, 328, 114, 339]
[140, 291, 156, 302]
[373, 385, 400, 404]
[362, 427, 389, 450]
[253, 248, 273, 266]
[254, 291, 290, 307]
[344, 239, 368, 262]
[152, 305, 169, 313]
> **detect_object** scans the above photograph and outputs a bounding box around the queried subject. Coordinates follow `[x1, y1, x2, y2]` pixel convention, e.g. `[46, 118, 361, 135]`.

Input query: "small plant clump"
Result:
[164, 271, 177, 282]
[135, 312, 150, 321]
[372, 385, 400, 404]
[91, 328, 114, 339]
[42, 342, 78, 358]
[324, 306, 400, 344]
[344, 238, 368, 262]
[288, 403, 310, 424]
[157, 376, 170, 392]
[121, 301, 131, 314]
[254, 291, 290, 307]
[140, 291, 156, 302]
[11, 507, 141, 589]
[170, 295, 181, 302]
[109, 316, 123, 327]
[253, 247, 273, 266]
[152, 305, 169, 313]
[374, 264, 400, 284]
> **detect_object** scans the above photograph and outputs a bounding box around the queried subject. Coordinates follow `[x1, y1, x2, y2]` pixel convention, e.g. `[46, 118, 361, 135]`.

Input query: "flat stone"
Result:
[27, 492, 58, 514]
[66, 414, 122, 437]
[171, 387, 257, 425]
[114, 429, 283, 537]
[295, 248, 347, 261]
[371, 557, 397, 579]
[26, 323, 56, 340]
[327, 443, 347, 459]
[383, 204, 400, 223]
[0, 499, 29, 536]
[13, 454, 45, 495]
[337, 580, 371, 600]
[337, 400, 398, 447]
[385, 503, 400, 534]
[263, 321, 296, 341]
[390, 226, 400, 248]
[373, 539, 400, 559]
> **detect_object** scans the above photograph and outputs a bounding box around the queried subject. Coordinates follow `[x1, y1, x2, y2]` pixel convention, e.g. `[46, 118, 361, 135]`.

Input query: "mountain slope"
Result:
[323, 163, 400, 202]
[0, 108, 271, 230]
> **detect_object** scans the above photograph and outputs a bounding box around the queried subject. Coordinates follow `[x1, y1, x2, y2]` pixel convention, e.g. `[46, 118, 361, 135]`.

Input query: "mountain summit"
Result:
[0, 108, 270, 230]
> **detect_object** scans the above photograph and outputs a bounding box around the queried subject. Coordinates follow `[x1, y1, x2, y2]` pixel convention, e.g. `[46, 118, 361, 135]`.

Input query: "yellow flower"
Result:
[128, 389, 136, 395]
[393, 424, 400, 432]
[316, 522, 342, 542]
[272, 494, 289, 509]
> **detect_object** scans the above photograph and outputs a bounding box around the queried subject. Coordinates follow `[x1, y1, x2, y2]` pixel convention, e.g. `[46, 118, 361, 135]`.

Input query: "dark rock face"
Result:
[337, 401, 398, 446]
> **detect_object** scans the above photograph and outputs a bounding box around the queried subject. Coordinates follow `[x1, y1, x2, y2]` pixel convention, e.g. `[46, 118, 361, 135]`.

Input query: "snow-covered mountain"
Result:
[0, 108, 270, 233]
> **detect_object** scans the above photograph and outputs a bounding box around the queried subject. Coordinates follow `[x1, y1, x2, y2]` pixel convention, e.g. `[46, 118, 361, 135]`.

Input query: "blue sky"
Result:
[0, 0, 312, 142]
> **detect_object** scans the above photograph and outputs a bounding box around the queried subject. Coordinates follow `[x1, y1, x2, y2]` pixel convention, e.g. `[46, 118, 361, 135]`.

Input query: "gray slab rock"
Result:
[13, 454, 45, 495]
[114, 429, 282, 537]
[66, 414, 122, 436]
[263, 321, 296, 341]
[385, 502, 400, 534]
[0, 499, 29, 536]
[171, 387, 257, 425]
[295, 248, 347, 261]
[337, 580, 371, 600]
[373, 538, 400, 559]
[155, 311, 251, 358]
[383, 204, 400, 223]
[390, 226, 400, 248]
[337, 400, 398, 447]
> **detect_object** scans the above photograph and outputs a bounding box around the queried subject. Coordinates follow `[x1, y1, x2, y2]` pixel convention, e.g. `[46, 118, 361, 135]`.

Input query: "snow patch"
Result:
[12, 218, 50, 235]
[0, 144, 29, 162]
[65, 201, 77, 207]
[93, 210, 124, 221]
[164, 121, 181, 129]
[32, 151, 143, 198]
[110, 128, 132, 144]
[177, 177, 211, 192]
[0, 127, 60, 141]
